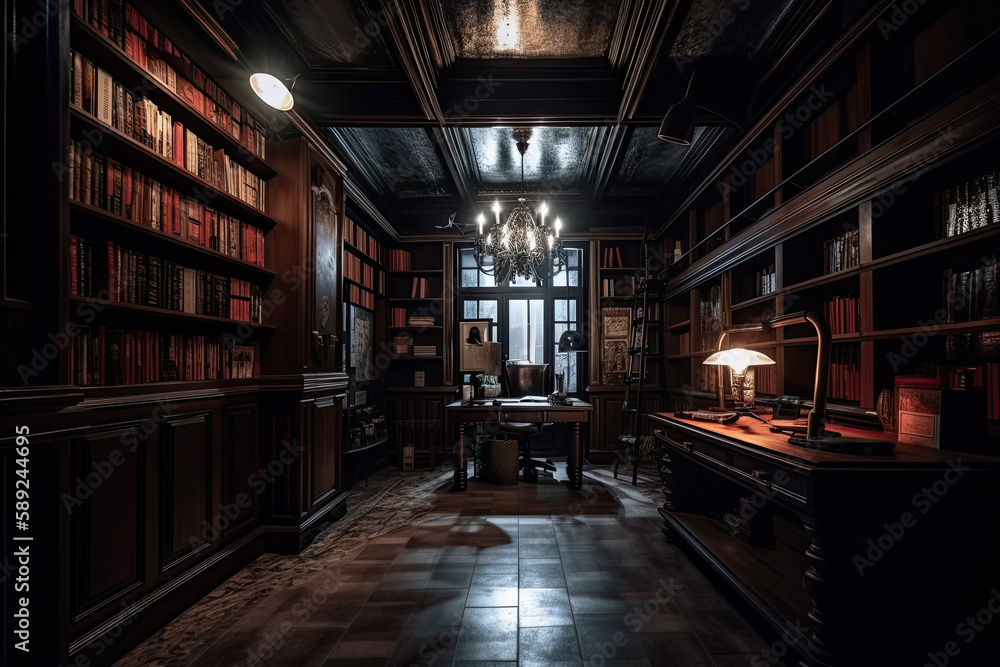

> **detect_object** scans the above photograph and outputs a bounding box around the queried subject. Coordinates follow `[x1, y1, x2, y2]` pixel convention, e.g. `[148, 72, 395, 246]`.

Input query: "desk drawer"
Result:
[728, 452, 809, 499]
[502, 411, 544, 423]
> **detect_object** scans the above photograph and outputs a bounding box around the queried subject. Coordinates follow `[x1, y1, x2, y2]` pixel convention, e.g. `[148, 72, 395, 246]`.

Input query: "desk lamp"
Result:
[712, 312, 893, 454]
[702, 348, 775, 423]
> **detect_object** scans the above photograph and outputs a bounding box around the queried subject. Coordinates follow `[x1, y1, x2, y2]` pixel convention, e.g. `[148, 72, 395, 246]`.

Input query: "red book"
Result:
[173, 122, 184, 167]
[200, 204, 209, 247]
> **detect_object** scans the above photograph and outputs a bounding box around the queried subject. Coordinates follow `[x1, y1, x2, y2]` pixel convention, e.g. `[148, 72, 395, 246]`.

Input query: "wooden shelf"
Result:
[69, 296, 275, 331]
[390, 269, 443, 275]
[70, 16, 277, 181]
[70, 202, 275, 284]
[668, 319, 691, 331]
[599, 266, 639, 272]
[344, 241, 384, 267]
[389, 298, 444, 303]
[388, 326, 442, 331]
[343, 277, 377, 293]
[69, 109, 277, 232]
[731, 293, 779, 310]
[392, 355, 443, 361]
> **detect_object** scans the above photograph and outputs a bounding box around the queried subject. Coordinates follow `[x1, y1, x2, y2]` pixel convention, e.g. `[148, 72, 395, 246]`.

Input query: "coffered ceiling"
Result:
[183, 0, 848, 236]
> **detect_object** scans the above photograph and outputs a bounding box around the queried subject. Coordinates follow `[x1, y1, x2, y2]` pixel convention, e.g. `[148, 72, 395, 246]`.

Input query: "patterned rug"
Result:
[115, 467, 454, 666]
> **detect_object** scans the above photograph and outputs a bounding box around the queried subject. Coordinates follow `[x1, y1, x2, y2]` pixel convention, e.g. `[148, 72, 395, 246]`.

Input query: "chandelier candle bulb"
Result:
[555, 217, 562, 237]
[493, 200, 501, 226]
[539, 202, 548, 226]
[477, 213, 485, 235]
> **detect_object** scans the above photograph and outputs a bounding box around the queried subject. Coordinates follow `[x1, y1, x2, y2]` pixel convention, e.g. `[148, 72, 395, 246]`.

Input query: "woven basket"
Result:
[481, 436, 519, 486]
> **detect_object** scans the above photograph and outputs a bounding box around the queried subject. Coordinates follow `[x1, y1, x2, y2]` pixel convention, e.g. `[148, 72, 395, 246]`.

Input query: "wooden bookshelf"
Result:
[658, 1, 1000, 431]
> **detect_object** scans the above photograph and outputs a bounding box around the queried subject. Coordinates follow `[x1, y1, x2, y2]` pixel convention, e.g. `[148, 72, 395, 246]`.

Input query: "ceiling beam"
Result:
[433, 127, 477, 203]
[616, 0, 690, 124]
[378, 0, 445, 123]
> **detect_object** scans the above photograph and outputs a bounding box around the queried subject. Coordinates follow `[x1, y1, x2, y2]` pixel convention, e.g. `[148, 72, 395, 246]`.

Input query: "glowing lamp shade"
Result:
[703, 348, 775, 374]
[250, 73, 294, 111]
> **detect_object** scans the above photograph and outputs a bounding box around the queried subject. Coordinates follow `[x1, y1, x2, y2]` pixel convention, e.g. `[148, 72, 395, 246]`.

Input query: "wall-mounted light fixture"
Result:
[249, 72, 298, 111]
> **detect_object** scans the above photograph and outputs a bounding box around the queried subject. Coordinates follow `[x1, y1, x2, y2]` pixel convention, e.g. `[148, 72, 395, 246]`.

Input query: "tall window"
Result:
[456, 244, 586, 393]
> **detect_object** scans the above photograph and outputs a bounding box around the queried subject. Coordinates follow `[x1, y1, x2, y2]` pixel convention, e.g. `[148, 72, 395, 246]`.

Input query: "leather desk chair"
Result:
[501, 361, 555, 482]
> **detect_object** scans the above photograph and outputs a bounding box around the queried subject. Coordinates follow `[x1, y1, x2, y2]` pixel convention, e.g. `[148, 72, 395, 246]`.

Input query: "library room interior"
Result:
[3, 1, 1000, 666]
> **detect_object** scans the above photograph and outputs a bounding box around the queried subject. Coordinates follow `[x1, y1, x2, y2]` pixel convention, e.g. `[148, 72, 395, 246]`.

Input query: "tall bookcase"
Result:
[387, 240, 454, 469]
[661, 0, 1000, 434]
[341, 210, 391, 486]
[0, 2, 359, 665]
[64, 2, 276, 386]
[587, 236, 670, 462]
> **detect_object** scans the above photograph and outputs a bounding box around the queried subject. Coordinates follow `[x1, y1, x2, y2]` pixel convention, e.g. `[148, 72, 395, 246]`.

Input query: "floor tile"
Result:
[453, 607, 518, 662]
[466, 587, 518, 607]
[519, 625, 583, 666]
[638, 632, 715, 667]
[385, 626, 460, 667]
[518, 587, 574, 627]
[519, 558, 566, 588]
[575, 613, 647, 661]
[407, 589, 468, 628]
[568, 590, 627, 614]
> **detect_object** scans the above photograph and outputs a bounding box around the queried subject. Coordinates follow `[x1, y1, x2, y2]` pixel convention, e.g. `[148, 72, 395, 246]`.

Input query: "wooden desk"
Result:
[445, 399, 593, 492]
[649, 412, 1000, 667]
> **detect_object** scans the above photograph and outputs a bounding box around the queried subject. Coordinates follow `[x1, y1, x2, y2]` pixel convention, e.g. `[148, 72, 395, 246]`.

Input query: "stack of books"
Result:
[408, 315, 435, 327]
[412, 345, 437, 357]
[393, 335, 412, 356]
[822, 229, 860, 275]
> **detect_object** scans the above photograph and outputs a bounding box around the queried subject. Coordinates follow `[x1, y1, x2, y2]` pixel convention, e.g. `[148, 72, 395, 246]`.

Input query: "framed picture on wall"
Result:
[458, 318, 493, 373]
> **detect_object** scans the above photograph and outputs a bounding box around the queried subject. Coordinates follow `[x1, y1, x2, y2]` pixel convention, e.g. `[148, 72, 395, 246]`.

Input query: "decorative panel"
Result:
[71, 426, 145, 615]
[161, 413, 212, 569]
[222, 404, 260, 538]
[312, 399, 341, 502]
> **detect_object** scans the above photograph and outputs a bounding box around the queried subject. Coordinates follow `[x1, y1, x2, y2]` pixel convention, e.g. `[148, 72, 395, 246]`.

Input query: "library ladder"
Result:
[613, 239, 664, 486]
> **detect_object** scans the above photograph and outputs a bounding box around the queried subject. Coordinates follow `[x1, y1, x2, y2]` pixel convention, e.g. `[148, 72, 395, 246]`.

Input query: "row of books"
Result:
[70, 326, 258, 386]
[412, 346, 437, 357]
[71, 236, 262, 323]
[822, 228, 860, 275]
[945, 331, 1000, 361]
[72, 1, 267, 159]
[827, 345, 861, 402]
[824, 296, 860, 335]
[674, 332, 691, 355]
[738, 265, 776, 300]
[70, 51, 266, 211]
[73, 0, 124, 47]
[939, 168, 999, 238]
[347, 284, 375, 310]
[389, 249, 412, 271]
[601, 276, 634, 297]
[393, 397, 445, 465]
[346, 218, 380, 263]
[411, 278, 434, 298]
[943, 255, 998, 324]
[407, 316, 436, 327]
[601, 246, 628, 268]
[937, 365, 1000, 421]
[69, 142, 265, 267]
[344, 253, 380, 291]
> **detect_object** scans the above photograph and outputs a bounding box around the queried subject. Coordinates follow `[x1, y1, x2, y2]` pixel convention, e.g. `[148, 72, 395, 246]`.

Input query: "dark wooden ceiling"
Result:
[191, 0, 857, 237]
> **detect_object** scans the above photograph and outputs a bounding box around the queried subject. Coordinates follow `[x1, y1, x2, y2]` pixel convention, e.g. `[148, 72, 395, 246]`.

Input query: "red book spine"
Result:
[70, 235, 79, 295]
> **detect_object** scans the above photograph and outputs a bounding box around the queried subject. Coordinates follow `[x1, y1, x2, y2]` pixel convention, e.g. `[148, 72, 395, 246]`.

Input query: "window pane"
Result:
[464, 301, 477, 319]
[555, 299, 567, 321]
[530, 299, 545, 363]
[461, 269, 479, 287]
[508, 300, 528, 360]
[460, 248, 476, 268]
[481, 300, 498, 322]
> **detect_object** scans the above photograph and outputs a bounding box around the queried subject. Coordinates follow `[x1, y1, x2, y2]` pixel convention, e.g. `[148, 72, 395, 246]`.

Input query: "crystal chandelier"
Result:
[473, 128, 567, 284]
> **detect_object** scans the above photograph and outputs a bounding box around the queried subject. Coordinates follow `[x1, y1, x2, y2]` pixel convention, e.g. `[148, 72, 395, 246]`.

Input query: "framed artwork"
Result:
[312, 182, 337, 334]
[458, 319, 493, 373]
[350, 305, 374, 382]
[602, 307, 631, 385]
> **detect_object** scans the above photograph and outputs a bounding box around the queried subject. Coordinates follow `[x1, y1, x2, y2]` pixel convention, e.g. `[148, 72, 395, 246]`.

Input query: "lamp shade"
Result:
[703, 348, 775, 374]
[558, 330, 587, 353]
[657, 98, 695, 145]
[249, 73, 294, 111]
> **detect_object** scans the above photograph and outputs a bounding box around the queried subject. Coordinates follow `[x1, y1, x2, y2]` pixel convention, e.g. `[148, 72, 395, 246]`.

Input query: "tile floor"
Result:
[178, 470, 773, 667]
